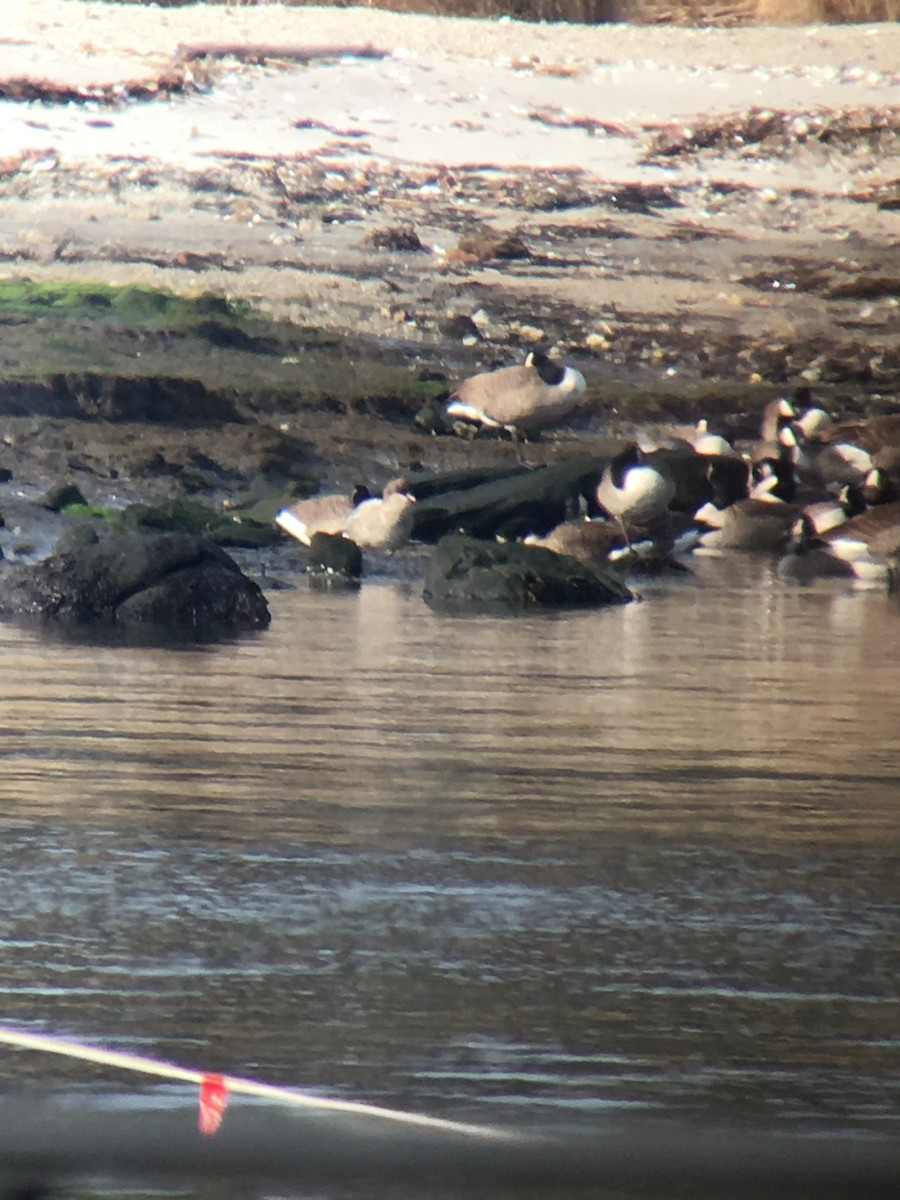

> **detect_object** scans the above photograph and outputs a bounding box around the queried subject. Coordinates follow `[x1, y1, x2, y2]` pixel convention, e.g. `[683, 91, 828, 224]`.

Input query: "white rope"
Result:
[0, 1024, 514, 1141]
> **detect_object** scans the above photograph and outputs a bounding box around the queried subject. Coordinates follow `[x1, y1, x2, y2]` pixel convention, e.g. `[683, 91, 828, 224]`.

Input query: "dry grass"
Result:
[753, 0, 900, 20]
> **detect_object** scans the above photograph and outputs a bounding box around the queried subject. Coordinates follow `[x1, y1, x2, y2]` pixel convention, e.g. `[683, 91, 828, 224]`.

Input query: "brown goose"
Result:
[524, 518, 623, 566]
[275, 485, 370, 546]
[445, 351, 586, 437]
[343, 486, 416, 551]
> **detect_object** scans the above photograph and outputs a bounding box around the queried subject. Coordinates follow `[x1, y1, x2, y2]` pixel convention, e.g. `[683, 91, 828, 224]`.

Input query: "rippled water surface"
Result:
[1, 556, 899, 1187]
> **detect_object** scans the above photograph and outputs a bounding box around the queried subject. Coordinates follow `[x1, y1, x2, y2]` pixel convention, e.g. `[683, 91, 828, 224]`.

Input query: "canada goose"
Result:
[750, 428, 799, 503]
[793, 404, 833, 440]
[692, 418, 735, 457]
[275, 484, 370, 546]
[792, 421, 873, 490]
[780, 502, 900, 584]
[817, 501, 900, 580]
[595, 443, 675, 546]
[759, 395, 796, 443]
[444, 351, 586, 437]
[695, 465, 853, 553]
[861, 466, 899, 506]
[820, 413, 900, 455]
[777, 515, 857, 583]
[622, 446, 746, 517]
[343, 488, 416, 551]
[695, 495, 800, 553]
[524, 518, 623, 566]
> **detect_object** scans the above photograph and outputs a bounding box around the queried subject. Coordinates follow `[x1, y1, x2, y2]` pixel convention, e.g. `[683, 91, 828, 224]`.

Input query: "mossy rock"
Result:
[118, 499, 279, 547]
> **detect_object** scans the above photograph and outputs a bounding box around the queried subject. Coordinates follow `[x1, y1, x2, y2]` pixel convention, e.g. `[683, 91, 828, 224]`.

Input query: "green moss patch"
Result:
[0, 279, 251, 328]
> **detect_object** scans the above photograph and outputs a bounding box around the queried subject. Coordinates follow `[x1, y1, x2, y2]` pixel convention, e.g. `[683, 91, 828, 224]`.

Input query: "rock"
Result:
[38, 482, 88, 511]
[118, 499, 279, 547]
[410, 457, 608, 543]
[307, 531, 362, 589]
[363, 224, 425, 252]
[423, 533, 632, 614]
[455, 227, 531, 261]
[440, 314, 482, 341]
[53, 523, 102, 555]
[0, 532, 270, 639]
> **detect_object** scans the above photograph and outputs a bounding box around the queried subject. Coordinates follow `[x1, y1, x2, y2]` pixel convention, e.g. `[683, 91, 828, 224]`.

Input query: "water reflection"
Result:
[0, 558, 898, 1149]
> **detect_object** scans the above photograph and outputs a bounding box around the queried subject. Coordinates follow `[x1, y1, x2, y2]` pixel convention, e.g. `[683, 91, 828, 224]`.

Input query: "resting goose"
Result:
[275, 485, 370, 546]
[445, 351, 586, 437]
[343, 483, 417, 551]
[780, 502, 900, 584]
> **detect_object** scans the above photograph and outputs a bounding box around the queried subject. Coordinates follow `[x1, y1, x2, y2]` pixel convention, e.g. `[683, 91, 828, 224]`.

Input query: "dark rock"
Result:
[440, 314, 482, 341]
[0, 532, 269, 639]
[53, 523, 102, 555]
[423, 534, 632, 614]
[117, 499, 279, 548]
[410, 457, 608, 543]
[307, 532, 362, 589]
[456, 228, 531, 261]
[38, 482, 88, 511]
[364, 224, 425, 252]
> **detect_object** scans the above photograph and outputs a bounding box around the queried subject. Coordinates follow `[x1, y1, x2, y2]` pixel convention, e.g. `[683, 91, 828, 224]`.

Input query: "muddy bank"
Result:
[0, 3, 898, 531]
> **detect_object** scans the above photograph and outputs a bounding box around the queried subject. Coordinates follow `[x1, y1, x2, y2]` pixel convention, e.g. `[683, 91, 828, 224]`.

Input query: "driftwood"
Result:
[174, 42, 389, 64]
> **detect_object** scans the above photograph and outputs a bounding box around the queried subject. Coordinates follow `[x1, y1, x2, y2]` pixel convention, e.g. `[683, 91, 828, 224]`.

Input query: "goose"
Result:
[444, 351, 586, 437]
[695, 496, 799, 553]
[595, 443, 675, 547]
[620, 446, 746, 517]
[820, 412, 900, 456]
[275, 484, 370, 546]
[342, 485, 416, 551]
[793, 404, 833, 440]
[862, 466, 899, 506]
[524, 518, 623, 566]
[759, 395, 796, 442]
[750, 427, 799, 503]
[695, 465, 854, 554]
[777, 514, 857, 583]
[692, 418, 735, 457]
[792, 421, 873, 491]
[780, 502, 900, 584]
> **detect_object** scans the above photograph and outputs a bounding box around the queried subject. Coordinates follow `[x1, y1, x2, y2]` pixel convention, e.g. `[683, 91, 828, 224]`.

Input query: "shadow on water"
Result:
[0, 555, 899, 1194]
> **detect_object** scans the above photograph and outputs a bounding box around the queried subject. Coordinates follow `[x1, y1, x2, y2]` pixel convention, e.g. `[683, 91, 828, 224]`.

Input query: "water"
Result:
[0, 555, 899, 1189]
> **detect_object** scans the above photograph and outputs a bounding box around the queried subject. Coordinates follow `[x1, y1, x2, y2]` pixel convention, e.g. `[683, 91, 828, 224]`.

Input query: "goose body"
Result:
[760, 395, 796, 443]
[276, 485, 370, 546]
[445, 351, 586, 436]
[780, 502, 900, 584]
[692, 419, 734, 457]
[524, 518, 623, 566]
[696, 497, 799, 553]
[821, 413, 900, 455]
[343, 489, 416, 551]
[595, 444, 675, 542]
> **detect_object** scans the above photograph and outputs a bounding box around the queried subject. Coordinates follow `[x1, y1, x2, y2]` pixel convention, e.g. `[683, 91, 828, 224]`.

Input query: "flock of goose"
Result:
[275, 351, 900, 587]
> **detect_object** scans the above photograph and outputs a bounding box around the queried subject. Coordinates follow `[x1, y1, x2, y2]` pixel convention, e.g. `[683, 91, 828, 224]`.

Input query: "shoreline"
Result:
[0, 1, 897, 518]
